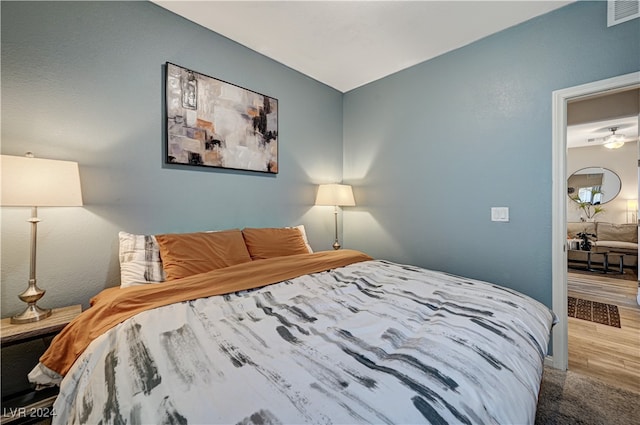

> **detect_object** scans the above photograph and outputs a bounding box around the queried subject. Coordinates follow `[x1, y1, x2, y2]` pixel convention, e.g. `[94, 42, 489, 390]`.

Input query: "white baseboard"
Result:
[544, 355, 556, 369]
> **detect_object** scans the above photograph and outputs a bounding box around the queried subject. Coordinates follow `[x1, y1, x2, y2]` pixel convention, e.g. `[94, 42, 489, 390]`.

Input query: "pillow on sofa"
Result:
[567, 222, 597, 239]
[156, 229, 252, 280]
[118, 231, 166, 288]
[596, 222, 638, 244]
[242, 227, 311, 260]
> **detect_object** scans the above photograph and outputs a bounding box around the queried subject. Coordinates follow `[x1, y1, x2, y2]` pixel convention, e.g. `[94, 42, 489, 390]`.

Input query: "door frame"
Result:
[551, 71, 640, 370]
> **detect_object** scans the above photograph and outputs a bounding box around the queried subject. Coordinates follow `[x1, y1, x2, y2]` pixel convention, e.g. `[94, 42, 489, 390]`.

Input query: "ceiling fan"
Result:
[603, 127, 626, 149]
[586, 126, 633, 149]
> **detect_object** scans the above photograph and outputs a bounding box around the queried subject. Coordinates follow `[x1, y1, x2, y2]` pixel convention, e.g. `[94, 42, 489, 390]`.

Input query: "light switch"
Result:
[491, 207, 509, 222]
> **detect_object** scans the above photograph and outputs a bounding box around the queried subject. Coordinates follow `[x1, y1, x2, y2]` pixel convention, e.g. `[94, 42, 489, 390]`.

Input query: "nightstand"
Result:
[1, 305, 81, 424]
[1, 305, 82, 348]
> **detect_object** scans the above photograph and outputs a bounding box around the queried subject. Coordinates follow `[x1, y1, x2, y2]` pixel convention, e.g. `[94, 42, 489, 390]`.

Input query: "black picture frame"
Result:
[165, 62, 278, 174]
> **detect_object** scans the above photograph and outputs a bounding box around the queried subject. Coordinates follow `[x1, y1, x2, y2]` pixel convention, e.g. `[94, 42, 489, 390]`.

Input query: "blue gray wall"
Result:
[343, 1, 639, 305]
[1, 1, 344, 317]
[2, 1, 639, 317]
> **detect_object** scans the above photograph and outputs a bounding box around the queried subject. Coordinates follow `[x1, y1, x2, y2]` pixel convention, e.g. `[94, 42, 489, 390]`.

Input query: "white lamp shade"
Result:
[627, 199, 638, 210]
[603, 139, 625, 149]
[1, 155, 83, 207]
[603, 131, 625, 149]
[315, 184, 355, 207]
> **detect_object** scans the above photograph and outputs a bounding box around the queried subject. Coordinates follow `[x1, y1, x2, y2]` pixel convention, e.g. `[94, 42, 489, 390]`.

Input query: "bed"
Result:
[29, 227, 556, 424]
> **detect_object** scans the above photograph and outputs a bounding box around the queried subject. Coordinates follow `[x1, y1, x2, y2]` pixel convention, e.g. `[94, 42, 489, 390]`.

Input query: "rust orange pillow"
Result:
[155, 229, 252, 280]
[242, 227, 310, 260]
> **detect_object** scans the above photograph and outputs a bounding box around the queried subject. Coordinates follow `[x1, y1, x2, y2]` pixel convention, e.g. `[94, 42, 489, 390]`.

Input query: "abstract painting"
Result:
[165, 62, 278, 173]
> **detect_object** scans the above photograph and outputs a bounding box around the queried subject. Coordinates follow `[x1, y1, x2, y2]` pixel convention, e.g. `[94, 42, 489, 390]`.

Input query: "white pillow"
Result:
[293, 225, 313, 253]
[118, 231, 166, 288]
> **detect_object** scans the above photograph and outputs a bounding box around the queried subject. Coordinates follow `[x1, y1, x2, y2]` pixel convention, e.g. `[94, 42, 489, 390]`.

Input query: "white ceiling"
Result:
[567, 115, 639, 149]
[152, 0, 574, 93]
[154, 0, 638, 149]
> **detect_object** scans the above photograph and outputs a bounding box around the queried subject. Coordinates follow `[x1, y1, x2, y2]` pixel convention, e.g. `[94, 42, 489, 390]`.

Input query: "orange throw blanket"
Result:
[41, 250, 372, 376]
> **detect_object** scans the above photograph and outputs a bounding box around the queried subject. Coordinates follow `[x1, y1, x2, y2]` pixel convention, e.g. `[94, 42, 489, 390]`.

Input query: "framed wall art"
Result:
[165, 62, 278, 174]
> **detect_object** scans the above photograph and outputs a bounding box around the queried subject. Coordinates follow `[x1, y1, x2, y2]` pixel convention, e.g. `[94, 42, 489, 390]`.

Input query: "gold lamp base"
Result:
[11, 206, 53, 324]
[12, 271, 51, 324]
[11, 304, 52, 324]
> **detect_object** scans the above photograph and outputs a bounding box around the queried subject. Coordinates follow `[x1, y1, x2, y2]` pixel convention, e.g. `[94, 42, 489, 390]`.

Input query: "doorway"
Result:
[551, 71, 640, 371]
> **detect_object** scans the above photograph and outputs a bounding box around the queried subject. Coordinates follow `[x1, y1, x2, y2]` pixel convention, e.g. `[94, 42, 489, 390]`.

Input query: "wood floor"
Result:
[567, 270, 640, 394]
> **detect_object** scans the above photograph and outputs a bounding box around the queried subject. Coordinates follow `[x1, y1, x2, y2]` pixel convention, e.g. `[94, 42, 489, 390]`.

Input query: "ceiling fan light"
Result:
[603, 139, 625, 149]
[603, 128, 625, 149]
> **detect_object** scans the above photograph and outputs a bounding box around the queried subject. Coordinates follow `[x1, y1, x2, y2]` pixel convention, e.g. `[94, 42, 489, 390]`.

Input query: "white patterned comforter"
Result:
[51, 260, 555, 424]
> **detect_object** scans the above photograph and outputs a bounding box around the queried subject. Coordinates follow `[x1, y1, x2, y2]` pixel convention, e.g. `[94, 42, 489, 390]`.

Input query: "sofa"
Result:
[567, 221, 638, 267]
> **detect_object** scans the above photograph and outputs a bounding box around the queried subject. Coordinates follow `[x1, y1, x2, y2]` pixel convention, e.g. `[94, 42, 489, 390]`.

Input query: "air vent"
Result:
[608, 0, 640, 27]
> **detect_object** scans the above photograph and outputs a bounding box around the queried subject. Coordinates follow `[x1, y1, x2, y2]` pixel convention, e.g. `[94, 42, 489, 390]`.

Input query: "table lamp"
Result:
[1, 153, 83, 324]
[315, 184, 355, 250]
[627, 199, 638, 224]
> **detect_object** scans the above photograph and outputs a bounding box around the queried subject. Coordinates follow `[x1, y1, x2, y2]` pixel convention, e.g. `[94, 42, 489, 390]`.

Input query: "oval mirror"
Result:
[567, 167, 621, 205]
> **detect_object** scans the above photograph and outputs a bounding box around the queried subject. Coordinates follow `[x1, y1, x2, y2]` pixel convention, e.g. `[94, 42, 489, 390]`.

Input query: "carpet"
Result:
[536, 366, 640, 425]
[568, 296, 621, 328]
